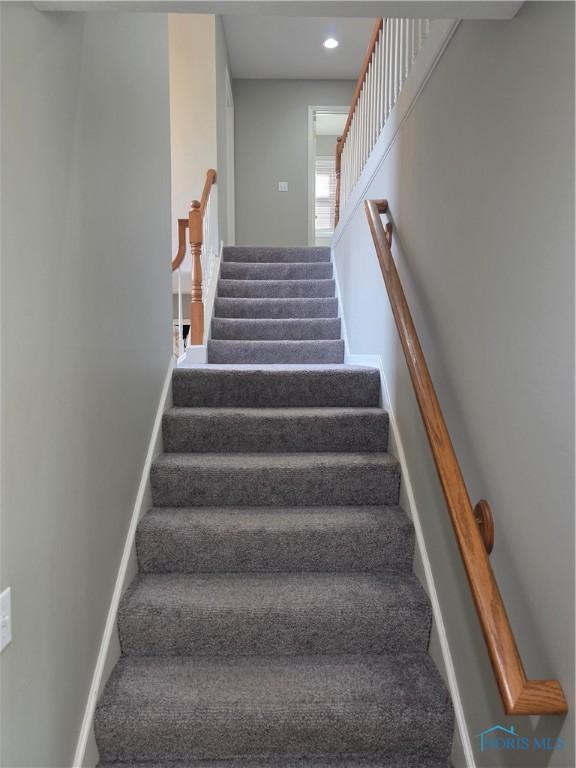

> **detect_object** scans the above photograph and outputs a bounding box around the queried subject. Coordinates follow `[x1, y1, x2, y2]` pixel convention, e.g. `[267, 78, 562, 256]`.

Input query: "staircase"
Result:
[94, 247, 454, 767]
[207, 246, 345, 363]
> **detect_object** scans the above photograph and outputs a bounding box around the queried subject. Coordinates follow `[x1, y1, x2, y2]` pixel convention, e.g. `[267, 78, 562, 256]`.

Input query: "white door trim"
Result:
[307, 105, 349, 246]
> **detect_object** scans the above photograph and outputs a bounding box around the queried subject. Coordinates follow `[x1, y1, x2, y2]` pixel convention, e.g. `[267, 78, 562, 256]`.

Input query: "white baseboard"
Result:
[72, 356, 175, 768]
[345, 352, 475, 768]
[331, 244, 350, 357]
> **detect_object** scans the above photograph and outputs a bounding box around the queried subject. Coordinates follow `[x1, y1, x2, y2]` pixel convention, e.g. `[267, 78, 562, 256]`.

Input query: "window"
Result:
[315, 156, 336, 237]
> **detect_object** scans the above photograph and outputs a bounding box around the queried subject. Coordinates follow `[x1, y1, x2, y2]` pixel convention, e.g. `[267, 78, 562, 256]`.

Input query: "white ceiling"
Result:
[222, 16, 376, 79]
[40, 3, 524, 21]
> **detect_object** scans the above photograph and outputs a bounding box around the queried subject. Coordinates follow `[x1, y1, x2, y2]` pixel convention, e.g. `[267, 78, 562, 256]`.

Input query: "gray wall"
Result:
[234, 79, 354, 245]
[1, 7, 172, 767]
[316, 134, 339, 156]
[215, 15, 232, 244]
[334, 4, 574, 766]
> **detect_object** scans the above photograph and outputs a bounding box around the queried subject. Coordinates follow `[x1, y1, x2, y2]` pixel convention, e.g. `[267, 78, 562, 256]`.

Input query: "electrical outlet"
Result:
[278, 181, 288, 192]
[0, 588, 11, 652]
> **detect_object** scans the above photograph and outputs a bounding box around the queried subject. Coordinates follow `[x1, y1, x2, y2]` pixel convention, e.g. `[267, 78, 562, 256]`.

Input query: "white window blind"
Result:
[315, 156, 336, 236]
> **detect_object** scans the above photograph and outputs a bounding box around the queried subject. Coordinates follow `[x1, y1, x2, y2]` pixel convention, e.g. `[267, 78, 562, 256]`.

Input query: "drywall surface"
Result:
[234, 79, 353, 245]
[169, 14, 217, 257]
[316, 134, 339, 156]
[334, 3, 574, 767]
[1, 7, 172, 766]
[215, 14, 232, 245]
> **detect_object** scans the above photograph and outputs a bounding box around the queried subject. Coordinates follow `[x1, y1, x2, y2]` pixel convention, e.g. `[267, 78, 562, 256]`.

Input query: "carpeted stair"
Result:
[94, 248, 454, 767]
[207, 247, 345, 364]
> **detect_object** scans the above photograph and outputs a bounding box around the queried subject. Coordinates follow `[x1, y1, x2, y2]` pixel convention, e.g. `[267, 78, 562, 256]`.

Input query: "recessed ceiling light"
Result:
[323, 38, 339, 49]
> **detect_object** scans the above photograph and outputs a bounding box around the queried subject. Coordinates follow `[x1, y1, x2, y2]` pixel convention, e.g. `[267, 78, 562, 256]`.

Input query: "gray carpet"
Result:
[214, 297, 339, 319]
[94, 246, 454, 766]
[98, 759, 452, 767]
[172, 365, 380, 407]
[136, 506, 414, 574]
[162, 407, 389, 452]
[208, 247, 343, 363]
[211, 318, 342, 341]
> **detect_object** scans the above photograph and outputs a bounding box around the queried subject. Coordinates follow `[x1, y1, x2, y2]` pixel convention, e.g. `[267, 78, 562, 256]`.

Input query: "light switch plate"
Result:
[0, 588, 11, 652]
[278, 181, 288, 192]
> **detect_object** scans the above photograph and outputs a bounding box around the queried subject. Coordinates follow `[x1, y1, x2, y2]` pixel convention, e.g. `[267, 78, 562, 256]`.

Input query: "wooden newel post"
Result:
[334, 137, 342, 229]
[188, 199, 204, 345]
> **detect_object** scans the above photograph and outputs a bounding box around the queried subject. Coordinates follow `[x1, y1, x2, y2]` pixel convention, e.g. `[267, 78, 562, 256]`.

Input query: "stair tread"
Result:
[153, 452, 399, 470]
[120, 571, 429, 613]
[99, 760, 452, 768]
[165, 406, 386, 415]
[118, 571, 431, 656]
[136, 505, 414, 574]
[95, 654, 453, 762]
[214, 297, 339, 318]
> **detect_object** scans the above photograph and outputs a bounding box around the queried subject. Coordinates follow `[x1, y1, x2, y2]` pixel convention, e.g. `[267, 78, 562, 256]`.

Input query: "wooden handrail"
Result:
[171, 168, 217, 346]
[199, 168, 217, 216]
[365, 198, 568, 717]
[340, 19, 383, 152]
[171, 169, 217, 272]
[171, 218, 189, 272]
[334, 18, 382, 229]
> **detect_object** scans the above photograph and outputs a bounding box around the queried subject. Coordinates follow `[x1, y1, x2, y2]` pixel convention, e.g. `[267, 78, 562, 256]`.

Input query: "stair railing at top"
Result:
[335, 18, 431, 228]
[365, 198, 568, 717]
[172, 168, 217, 353]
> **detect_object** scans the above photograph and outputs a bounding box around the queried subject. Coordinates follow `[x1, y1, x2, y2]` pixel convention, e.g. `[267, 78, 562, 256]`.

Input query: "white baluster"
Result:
[357, 92, 364, 181]
[398, 19, 405, 93]
[389, 19, 394, 112]
[365, 64, 372, 162]
[364, 64, 371, 162]
[378, 28, 385, 133]
[409, 19, 416, 69]
[372, 36, 378, 142]
[359, 85, 366, 170]
[395, 19, 401, 105]
[351, 115, 357, 192]
[177, 267, 184, 356]
[384, 19, 390, 120]
[406, 19, 411, 81]
[374, 31, 381, 137]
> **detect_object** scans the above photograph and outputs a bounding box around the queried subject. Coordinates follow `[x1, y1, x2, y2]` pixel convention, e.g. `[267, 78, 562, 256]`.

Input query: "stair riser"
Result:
[223, 246, 330, 263]
[207, 340, 345, 364]
[136, 509, 414, 574]
[214, 298, 338, 319]
[221, 263, 333, 280]
[150, 463, 400, 507]
[118, 584, 431, 657]
[95, 697, 451, 763]
[162, 411, 389, 453]
[218, 279, 335, 299]
[210, 318, 341, 341]
[172, 368, 381, 407]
